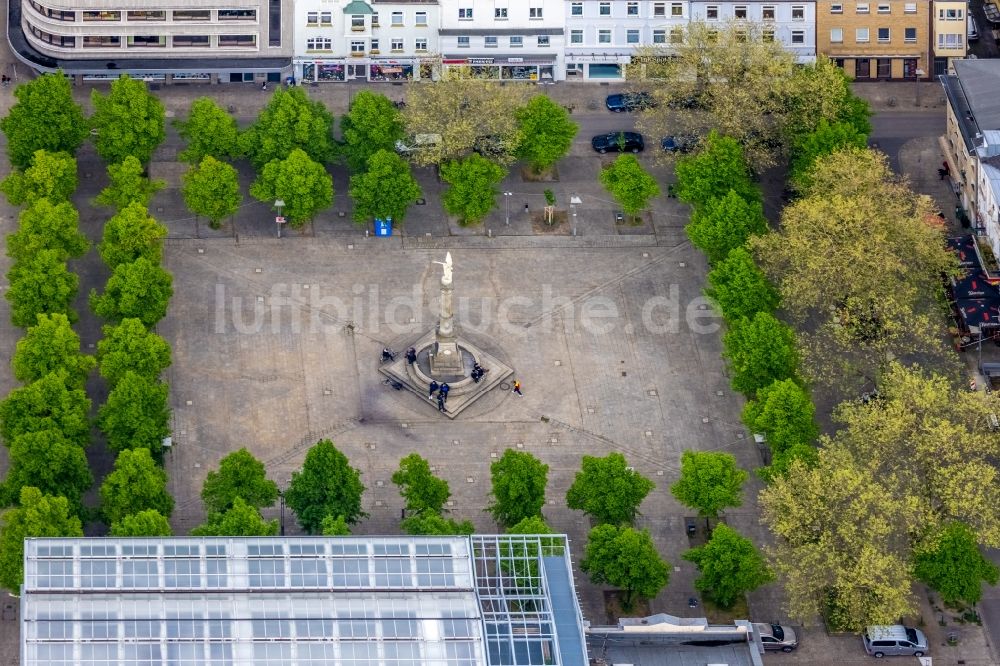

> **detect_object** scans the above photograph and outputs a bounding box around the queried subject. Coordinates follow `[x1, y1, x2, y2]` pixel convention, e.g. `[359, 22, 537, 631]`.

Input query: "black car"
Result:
[592, 132, 644, 154]
[660, 135, 698, 153]
[605, 92, 655, 112]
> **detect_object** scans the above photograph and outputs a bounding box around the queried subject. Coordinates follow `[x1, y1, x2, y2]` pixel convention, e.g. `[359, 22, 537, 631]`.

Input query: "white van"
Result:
[969, 15, 980, 42]
[863, 625, 928, 658]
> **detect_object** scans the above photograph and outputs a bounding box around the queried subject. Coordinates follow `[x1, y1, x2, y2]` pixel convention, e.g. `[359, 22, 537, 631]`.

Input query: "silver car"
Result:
[754, 623, 798, 652]
[863, 625, 928, 658]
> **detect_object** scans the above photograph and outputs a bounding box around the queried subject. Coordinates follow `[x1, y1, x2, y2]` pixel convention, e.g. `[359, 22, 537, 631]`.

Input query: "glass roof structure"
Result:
[21, 535, 588, 666]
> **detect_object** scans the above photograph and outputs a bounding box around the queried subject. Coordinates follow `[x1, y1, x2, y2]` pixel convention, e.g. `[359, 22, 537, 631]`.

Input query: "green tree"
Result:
[6, 249, 78, 328]
[704, 247, 779, 321]
[110, 509, 173, 537]
[176, 97, 241, 164]
[674, 132, 759, 207]
[401, 513, 475, 536]
[192, 497, 278, 536]
[98, 201, 167, 268]
[4, 430, 92, 509]
[1, 150, 77, 205]
[181, 156, 242, 229]
[0, 72, 88, 170]
[914, 522, 999, 606]
[239, 87, 335, 169]
[599, 154, 661, 219]
[686, 190, 768, 264]
[249, 148, 334, 228]
[0, 487, 83, 593]
[566, 453, 655, 525]
[741, 379, 818, 456]
[581, 524, 670, 611]
[391, 453, 451, 516]
[349, 149, 422, 224]
[789, 119, 868, 190]
[96, 318, 171, 385]
[201, 448, 278, 514]
[6, 199, 88, 262]
[90, 75, 166, 164]
[440, 154, 507, 226]
[97, 371, 171, 457]
[783, 58, 872, 140]
[507, 515, 553, 535]
[93, 156, 165, 211]
[758, 442, 819, 484]
[321, 514, 352, 536]
[670, 450, 748, 519]
[90, 257, 173, 327]
[684, 524, 773, 608]
[515, 95, 578, 173]
[722, 311, 799, 396]
[285, 439, 366, 533]
[100, 447, 173, 524]
[0, 371, 91, 448]
[487, 449, 549, 528]
[13, 313, 95, 387]
[340, 91, 405, 172]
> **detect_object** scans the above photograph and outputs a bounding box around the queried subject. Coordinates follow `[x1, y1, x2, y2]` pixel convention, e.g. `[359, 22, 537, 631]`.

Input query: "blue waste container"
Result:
[375, 218, 393, 237]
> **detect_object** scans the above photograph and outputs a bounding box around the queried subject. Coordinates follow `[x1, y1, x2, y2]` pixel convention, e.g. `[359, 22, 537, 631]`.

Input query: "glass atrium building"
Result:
[21, 534, 587, 666]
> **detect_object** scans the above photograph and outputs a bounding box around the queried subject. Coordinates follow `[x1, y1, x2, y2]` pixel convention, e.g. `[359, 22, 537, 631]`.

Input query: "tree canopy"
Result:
[176, 97, 241, 164]
[94, 156, 164, 211]
[670, 450, 747, 519]
[320, 514, 352, 536]
[97, 371, 171, 457]
[285, 439, 366, 533]
[90, 257, 173, 327]
[789, 119, 869, 190]
[13, 312, 95, 387]
[239, 87, 335, 169]
[96, 318, 171, 385]
[7, 199, 88, 263]
[181, 156, 242, 229]
[914, 522, 999, 606]
[6, 249, 79, 328]
[686, 190, 767, 264]
[487, 449, 549, 528]
[0, 370, 91, 448]
[192, 497, 279, 537]
[110, 509, 173, 537]
[4, 430, 92, 509]
[440, 154, 506, 226]
[704, 247, 779, 322]
[249, 148, 334, 227]
[401, 513, 475, 536]
[566, 453, 655, 525]
[683, 524, 773, 608]
[340, 91, 405, 172]
[741, 379, 818, 457]
[0, 72, 88, 170]
[201, 448, 278, 514]
[599, 154, 661, 218]
[581, 524, 670, 611]
[674, 132, 759, 207]
[90, 75, 166, 164]
[98, 201, 167, 269]
[722, 311, 799, 396]
[348, 149, 422, 224]
[0, 487, 83, 593]
[100, 447, 174, 525]
[391, 453, 451, 516]
[515, 95, 578, 173]
[1, 149, 77, 206]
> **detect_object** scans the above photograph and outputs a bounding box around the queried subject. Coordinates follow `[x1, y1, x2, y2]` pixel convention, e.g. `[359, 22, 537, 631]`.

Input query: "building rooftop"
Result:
[21, 535, 588, 666]
[942, 60, 1000, 153]
[586, 614, 763, 666]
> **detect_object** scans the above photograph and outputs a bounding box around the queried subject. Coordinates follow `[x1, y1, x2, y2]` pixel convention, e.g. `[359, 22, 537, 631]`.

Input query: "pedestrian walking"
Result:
[405, 347, 417, 365]
[437, 394, 447, 412]
[428, 380, 439, 398]
[261, 81, 268, 91]
[439, 383, 450, 402]
[512, 380, 523, 396]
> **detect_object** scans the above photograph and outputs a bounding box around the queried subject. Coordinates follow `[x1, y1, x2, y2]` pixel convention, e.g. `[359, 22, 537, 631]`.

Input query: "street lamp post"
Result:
[503, 192, 513, 226]
[274, 199, 285, 239]
[279, 491, 286, 536]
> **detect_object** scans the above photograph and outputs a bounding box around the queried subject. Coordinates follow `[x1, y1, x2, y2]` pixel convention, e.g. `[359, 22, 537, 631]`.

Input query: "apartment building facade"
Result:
[931, 0, 967, 73]
[688, 1, 817, 62]
[292, 0, 439, 83]
[815, 0, 930, 80]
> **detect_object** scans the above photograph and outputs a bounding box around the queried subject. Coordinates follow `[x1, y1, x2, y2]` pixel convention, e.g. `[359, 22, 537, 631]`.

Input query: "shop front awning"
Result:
[948, 235, 982, 271]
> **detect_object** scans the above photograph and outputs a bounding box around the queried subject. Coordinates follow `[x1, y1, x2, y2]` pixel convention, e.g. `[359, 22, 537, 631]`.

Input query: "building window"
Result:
[856, 58, 870, 78]
[173, 9, 209, 20]
[856, 3, 869, 13]
[82, 10, 120, 20]
[371, 12, 379, 25]
[830, 3, 843, 12]
[495, 6, 507, 19]
[28, 23, 75, 46]
[653, 2, 666, 17]
[856, 27, 869, 42]
[458, 7, 472, 20]
[306, 12, 317, 25]
[653, 29, 666, 43]
[940, 8, 962, 19]
[570, 29, 582, 43]
[671, 3, 683, 16]
[626, 29, 640, 43]
[27, 2, 76, 21]
[762, 5, 775, 20]
[485, 35, 498, 47]
[627, 2, 639, 15]
[457, 35, 470, 47]
[830, 27, 843, 42]
[305, 37, 331, 51]
[735, 6, 748, 18]
[126, 10, 165, 20]
[599, 2, 611, 16]
[762, 28, 774, 41]
[598, 29, 611, 43]
[529, 5, 543, 19]
[791, 29, 805, 43]
[351, 40, 365, 52]
[904, 27, 916, 42]
[83, 35, 121, 47]
[319, 11, 331, 25]
[415, 37, 427, 50]
[218, 34, 255, 46]
[391, 38, 403, 51]
[351, 15, 364, 29]
[706, 6, 719, 19]
[571, 2, 583, 16]
[218, 9, 255, 20]
[904, 2, 917, 13]
[370, 38, 379, 51]
[877, 27, 889, 42]
[391, 11, 403, 25]
[415, 11, 427, 25]
[876, 58, 891, 77]
[792, 5, 804, 19]
[537, 35, 550, 46]
[877, 3, 890, 13]
[510, 35, 523, 46]
[127, 34, 166, 46]
[938, 33, 963, 47]
[671, 27, 684, 43]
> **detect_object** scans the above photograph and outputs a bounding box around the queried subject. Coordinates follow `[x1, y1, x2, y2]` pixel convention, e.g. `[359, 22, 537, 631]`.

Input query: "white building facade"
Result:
[975, 132, 1000, 256]
[689, 0, 817, 62]
[563, 0, 690, 80]
[293, 0, 440, 82]
[437, 0, 565, 81]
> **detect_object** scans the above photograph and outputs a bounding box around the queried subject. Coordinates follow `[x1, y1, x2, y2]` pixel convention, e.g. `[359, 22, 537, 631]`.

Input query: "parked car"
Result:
[863, 625, 928, 658]
[969, 15, 980, 42]
[754, 623, 798, 652]
[605, 92, 656, 112]
[591, 132, 644, 154]
[660, 135, 698, 153]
